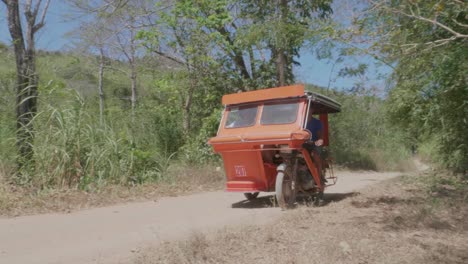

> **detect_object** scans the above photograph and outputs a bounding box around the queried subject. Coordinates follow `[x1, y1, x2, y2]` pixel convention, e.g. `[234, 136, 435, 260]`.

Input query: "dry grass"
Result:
[0, 165, 224, 217]
[134, 171, 468, 264]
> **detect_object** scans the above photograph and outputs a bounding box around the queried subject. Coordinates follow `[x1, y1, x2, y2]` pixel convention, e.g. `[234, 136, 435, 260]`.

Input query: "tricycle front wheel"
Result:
[275, 163, 297, 209]
[244, 192, 259, 200]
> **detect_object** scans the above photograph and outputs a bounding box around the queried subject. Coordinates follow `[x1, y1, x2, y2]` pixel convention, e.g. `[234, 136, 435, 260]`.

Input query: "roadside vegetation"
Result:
[134, 170, 468, 264]
[0, 49, 414, 188]
[0, 165, 224, 217]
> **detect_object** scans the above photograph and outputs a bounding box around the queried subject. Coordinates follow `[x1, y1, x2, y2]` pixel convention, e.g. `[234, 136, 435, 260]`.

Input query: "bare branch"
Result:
[382, 34, 459, 54]
[31, 0, 42, 19]
[151, 50, 186, 65]
[115, 33, 131, 62]
[452, 19, 468, 28]
[32, 0, 50, 33]
[69, 0, 128, 16]
[37, 0, 50, 27]
[24, 0, 33, 19]
[391, 8, 468, 39]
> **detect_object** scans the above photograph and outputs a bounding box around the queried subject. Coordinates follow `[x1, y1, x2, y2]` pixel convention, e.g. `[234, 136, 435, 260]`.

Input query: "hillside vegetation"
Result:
[0, 46, 413, 191]
[1, 0, 466, 194]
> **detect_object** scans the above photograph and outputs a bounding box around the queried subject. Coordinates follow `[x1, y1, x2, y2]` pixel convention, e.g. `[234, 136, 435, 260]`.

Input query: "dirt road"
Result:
[0, 171, 401, 264]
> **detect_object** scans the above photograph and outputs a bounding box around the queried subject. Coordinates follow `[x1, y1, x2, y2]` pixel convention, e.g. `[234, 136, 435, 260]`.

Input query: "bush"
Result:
[182, 108, 223, 164]
[306, 85, 413, 171]
[6, 88, 181, 189]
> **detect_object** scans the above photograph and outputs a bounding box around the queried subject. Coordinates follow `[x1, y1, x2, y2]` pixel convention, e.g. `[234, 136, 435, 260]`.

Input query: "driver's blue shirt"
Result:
[306, 117, 322, 142]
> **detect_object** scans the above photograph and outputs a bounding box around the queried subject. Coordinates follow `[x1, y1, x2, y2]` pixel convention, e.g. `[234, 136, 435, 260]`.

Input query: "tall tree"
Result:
[140, 0, 333, 130]
[238, 0, 333, 86]
[72, 20, 113, 125]
[2, 0, 51, 171]
[145, 0, 333, 92]
[111, 12, 140, 113]
[70, 0, 156, 115]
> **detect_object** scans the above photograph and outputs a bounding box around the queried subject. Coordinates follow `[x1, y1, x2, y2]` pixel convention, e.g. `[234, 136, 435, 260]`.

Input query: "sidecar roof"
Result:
[222, 84, 341, 114]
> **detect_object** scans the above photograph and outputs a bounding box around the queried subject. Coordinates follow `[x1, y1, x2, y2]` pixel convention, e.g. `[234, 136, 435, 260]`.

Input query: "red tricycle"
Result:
[209, 84, 341, 209]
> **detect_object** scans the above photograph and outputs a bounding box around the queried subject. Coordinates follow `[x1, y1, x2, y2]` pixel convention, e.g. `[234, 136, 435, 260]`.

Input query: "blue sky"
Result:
[0, 2, 80, 50]
[0, 1, 390, 92]
[295, 51, 390, 92]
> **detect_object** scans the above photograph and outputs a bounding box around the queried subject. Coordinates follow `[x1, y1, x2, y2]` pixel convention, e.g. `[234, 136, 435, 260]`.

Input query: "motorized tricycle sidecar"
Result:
[208, 84, 341, 209]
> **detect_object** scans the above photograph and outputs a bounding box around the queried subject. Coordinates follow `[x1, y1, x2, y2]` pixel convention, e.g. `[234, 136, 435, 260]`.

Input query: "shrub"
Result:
[307, 85, 413, 171]
[182, 108, 222, 164]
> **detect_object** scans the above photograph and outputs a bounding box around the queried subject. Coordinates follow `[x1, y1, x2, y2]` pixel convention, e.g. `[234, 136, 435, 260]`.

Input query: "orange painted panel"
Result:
[302, 149, 323, 191]
[221, 150, 269, 191]
[211, 140, 308, 154]
[209, 130, 310, 145]
[226, 181, 259, 191]
[222, 85, 305, 105]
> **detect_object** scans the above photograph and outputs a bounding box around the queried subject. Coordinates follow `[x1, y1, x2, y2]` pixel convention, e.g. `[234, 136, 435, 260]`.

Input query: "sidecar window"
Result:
[261, 102, 299, 125]
[225, 105, 258, 128]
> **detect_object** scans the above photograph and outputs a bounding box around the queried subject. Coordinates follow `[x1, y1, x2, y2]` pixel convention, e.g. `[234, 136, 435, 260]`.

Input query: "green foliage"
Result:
[3, 0, 442, 193]
[1, 49, 193, 188]
[141, 0, 334, 91]
[0, 70, 16, 173]
[132, 104, 185, 155]
[0, 82, 182, 188]
[182, 108, 223, 164]
[0, 45, 415, 188]
[307, 85, 412, 171]
[371, 1, 468, 172]
[387, 44, 467, 171]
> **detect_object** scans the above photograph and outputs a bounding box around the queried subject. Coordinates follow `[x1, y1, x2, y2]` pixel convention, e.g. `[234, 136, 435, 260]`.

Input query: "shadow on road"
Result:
[231, 195, 277, 209]
[323, 192, 360, 205]
[231, 192, 360, 209]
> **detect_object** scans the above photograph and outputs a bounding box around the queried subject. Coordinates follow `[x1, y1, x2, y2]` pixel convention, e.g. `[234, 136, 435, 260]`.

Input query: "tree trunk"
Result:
[248, 45, 256, 80]
[182, 73, 196, 132]
[4, 0, 39, 169]
[98, 48, 105, 125]
[217, 26, 251, 87]
[129, 25, 137, 116]
[276, 0, 288, 87]
[276, 49, 286, 86]
[130, 65, 137, 114]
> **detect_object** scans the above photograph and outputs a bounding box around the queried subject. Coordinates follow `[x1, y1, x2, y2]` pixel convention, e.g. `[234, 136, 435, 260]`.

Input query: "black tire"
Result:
[244, 192, 259, 200]
[275, 162, 297, 210]
[313, 191, 325, 207]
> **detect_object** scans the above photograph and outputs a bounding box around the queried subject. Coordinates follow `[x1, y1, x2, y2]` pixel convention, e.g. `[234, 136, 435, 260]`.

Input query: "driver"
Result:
[305, 113, 326, 183]
[306, 115, 324, 147]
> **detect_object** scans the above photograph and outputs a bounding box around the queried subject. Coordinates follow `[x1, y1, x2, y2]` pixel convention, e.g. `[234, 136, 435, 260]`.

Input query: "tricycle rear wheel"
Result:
[244, 192, 259, 200]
